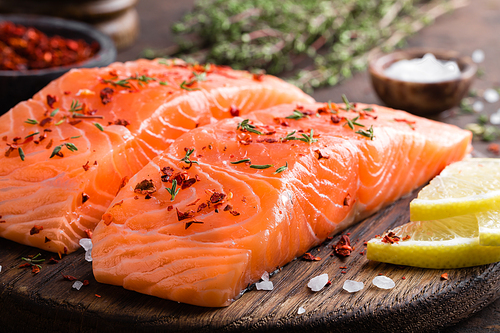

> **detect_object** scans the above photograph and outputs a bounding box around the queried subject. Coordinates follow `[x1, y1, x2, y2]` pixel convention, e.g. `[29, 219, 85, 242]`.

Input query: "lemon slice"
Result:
[366, 214, 500, 268]
[410, 158, 500, 221]
[477, 210, 500, 246]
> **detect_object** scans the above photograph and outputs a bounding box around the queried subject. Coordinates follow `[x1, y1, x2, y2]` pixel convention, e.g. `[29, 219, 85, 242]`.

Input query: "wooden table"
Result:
[117, 1, 500, 331]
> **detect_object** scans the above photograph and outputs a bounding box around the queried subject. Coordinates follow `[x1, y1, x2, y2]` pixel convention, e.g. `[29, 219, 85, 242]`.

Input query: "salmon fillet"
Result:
[92, 102, 472, 307]
[0, 59, 314, 254]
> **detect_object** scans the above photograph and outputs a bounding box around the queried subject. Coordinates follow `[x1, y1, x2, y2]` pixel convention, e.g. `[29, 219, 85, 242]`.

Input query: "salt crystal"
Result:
[298, 307, 306, 315]
[72, 281, 84, 290]
[384, 53, 460, 83]
[261, 271, 270, 282]
[372, 276, 396, 289]
[79, 238, 92, 252]
[343, 280, 364, 293]
[0, 265, 2, 273]
[472, 49, 485, 64]
[307, 273, 329, 292]
[85, 250, 93, 262]
[484, 89, 499, 103]
[490, 112, 500, 125]
[255, 280, 273, 291]
[472, 100, 484, 112]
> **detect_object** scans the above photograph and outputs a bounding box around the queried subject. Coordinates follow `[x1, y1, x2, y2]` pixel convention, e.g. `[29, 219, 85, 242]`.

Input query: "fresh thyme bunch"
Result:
[145, 0, 462, 92]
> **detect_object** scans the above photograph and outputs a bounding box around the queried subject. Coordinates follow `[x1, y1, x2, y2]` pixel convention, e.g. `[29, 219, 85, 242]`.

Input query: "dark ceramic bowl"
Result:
[368, 48, 477, 116]
[0, 15, 116, 114]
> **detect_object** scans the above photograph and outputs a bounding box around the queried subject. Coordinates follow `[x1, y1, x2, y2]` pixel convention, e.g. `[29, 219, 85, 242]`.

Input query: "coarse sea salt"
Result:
[343, 280, 364, 293]
[372, 276, 396, 290]
[490, 112, 500, 125]
[0, 265, 2, 273]
[80, 238, 93, 262]
[473, 100, 484, 112]
[307, 273, 329, 292]
[255, 271, 273, 290]
[72, 281, 84, 290]
[384, 53, 460, 83]
[484, 89, 499, 103]
[298, 307, 306, 315]
[472, 49, 485, 64]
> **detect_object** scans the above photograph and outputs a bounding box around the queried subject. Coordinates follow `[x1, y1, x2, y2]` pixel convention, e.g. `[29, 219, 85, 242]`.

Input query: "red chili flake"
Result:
[229, 105, 240, 117]
[441, 273, 449, 280]
[69, 120, 81, 126]
[113, 119, 130, 127]
[134, 179, 156, 195]
[326, 280, 332, 286]
[145, 194, 152, 199]
[82, 193, 90, 204]
[32, 266, 40, 274]
[314, 149, 330, 160]
[381, 231, 401, 244]
[19, 263, 31, 268]
[134, 196, 139, 200]
[197, 202, 207, 212]
[181, 178, 197, 189]
[339, 266, 347, 269]
[167, 205, 173, 211]
[378, 273, 384, 276]
[48, 257, 59, 264]
[210, 191, 226, 204]
[83, 280, 90, 286]
[185, 220, 204, 229]
[343, 194, 351, 206]
[0, 220, 5, 223]
[303, 253, 321, 261]
[394, 118, 416, 130]
[252, 72, 265, 81]
[402, 276, 406, 280]
[176, 208, 194, 221]
[115, 176, 129, 195]
[346, 233, 350, 236]
[223, 204, 233, 211]
[46, 138, 53, 149]
[331, 115, 342, 124]
[84, 229, 93, 238]
[229, 210, 240, 216]
[172, 171, 189, 187]
[46, 94, 57, 108]
[341, 271, 347, 274]
[64, 91, 71, 95]
[100, 87, 114, 105]
[488, 143, 500, 155]
[161, 166, 175, 182]
[61, 273, 77, 281]
[44, 236, 51, 243]
[30, 225, 43, 235]
[95, 294, 101, 298]
[82, 161, 90, 171]
[102, 213, 113, 226]
[402, 235, 411, 241]
[334, 235, 353, 257]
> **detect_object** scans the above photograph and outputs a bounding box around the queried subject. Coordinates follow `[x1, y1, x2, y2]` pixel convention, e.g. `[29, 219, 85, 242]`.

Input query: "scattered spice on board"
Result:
[302, 253, 321, 261]
[334, 235, 353, 257]
[441, 273, 449, 280]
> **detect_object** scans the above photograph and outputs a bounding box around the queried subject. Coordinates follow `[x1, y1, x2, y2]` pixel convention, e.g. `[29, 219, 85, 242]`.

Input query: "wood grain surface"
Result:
[1, 188, 499, 333]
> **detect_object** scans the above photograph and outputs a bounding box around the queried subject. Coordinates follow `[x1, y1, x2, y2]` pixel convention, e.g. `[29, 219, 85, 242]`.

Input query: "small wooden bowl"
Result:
[0, 15, 116, 114]
[368, 48, 477, 116]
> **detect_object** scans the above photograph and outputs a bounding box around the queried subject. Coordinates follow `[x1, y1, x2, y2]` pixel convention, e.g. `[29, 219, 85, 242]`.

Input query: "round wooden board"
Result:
[1, 189, 499, 333]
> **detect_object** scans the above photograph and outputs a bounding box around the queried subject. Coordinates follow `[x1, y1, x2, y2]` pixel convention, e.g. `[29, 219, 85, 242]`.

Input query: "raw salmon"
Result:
[92, 102, 472, 307]
[0, 59, 314, 254]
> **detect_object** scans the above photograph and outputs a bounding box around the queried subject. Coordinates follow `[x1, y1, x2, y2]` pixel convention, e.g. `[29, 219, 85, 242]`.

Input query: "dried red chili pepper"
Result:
[181, 178, 197, 189]
[30, 225, 43, 235]
[61, 273, 77, 281]
[210, 192, 226, 204]
[334, 235, 353, 257]
[176, 208, 195, 221]
[185, 221, 204, 229]
[0, 21, 98, 70]
[302, 253, 321, 261]
[46, 95, 57, 108]
[381, 232, 400, 244]
[441, 273, 449, 280]
[100, 87, 114, 105]
[134, 179, 156, 195]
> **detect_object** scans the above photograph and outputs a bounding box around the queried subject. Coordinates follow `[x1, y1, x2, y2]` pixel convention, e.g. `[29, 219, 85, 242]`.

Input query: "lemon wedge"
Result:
[410, 158, 500, 221]
[366, 214, 500, 268]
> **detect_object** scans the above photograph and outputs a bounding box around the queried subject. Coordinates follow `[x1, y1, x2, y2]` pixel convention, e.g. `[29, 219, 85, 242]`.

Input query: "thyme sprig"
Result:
[341, 94, 354, 112]
[166, 179, 180, 201]
[274, 162, 288, 174]
[356, 125, 375, 140]
[249, 164, 273, 169]
[25, 118, 38, 125]
[50, 143, 78, 158]
[21, 253, 45, 269]
[285, 110, 307, 120]
[237, 119, 263, 135]
[231, 158, 251, 164]
[344, 116, 364, 130]
[69, 99, 83, 112]
[281, 129, 318, 144]
[180, 148, 199, 165]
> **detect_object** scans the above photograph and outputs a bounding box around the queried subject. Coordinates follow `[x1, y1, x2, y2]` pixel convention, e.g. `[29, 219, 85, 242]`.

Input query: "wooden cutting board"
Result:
[1, 189, 499, 333]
